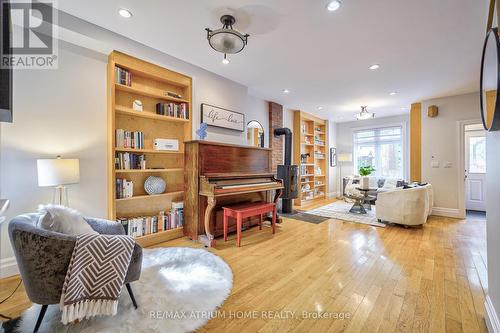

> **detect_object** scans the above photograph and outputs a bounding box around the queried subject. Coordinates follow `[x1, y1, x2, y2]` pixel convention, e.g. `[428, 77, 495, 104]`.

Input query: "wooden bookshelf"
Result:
[293, 110, 329, 206]
[107, 51, 192, 247]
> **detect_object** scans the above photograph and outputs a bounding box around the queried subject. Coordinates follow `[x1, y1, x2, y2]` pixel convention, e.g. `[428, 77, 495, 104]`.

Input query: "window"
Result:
[353, 126, 404, 178]
[469, 136, 486, 173]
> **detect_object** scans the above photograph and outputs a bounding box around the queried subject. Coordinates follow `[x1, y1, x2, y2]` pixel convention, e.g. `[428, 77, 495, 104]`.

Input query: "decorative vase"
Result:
[361, 176, 370, 189]
[144, 176, 166, 195]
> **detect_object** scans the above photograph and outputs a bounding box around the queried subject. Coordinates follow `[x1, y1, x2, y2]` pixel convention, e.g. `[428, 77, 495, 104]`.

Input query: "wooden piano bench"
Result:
[222, 201, 277, 247]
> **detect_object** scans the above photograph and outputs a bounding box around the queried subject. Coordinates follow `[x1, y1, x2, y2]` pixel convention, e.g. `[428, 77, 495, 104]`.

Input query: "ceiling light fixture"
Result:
[206, 15, 249, 63]
[369, 64, 380, 70]
[118, 8, 132, 18]
[317, 106, 324, 110]
[389, 91, 397, 95]
[327, 0, 342, 11]
[282, 89, 290, 94]
[222, 54, 230, 65]
[355, 106, 374, 120]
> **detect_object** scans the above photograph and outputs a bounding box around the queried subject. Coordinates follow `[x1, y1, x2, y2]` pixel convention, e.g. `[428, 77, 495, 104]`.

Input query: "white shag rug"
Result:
[306, 201, 386, 227]
[16, 247, 233, 333]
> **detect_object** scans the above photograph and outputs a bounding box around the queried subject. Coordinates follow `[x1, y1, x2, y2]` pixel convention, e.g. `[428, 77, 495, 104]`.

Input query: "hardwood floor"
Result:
[0, 198, 488, 332]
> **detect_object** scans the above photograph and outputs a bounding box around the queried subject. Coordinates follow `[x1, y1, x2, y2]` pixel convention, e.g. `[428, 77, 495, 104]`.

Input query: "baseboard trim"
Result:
[0, 256, 19, 278]
[431, 207, 462, 219]
[486, 295, 500, 333]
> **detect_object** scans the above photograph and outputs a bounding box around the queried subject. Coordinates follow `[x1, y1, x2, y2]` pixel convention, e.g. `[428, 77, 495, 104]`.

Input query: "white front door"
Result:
[465, 130, 486, 211]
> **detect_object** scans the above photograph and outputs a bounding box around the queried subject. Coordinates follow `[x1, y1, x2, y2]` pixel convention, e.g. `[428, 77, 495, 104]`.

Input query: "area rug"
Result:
[306, 201, 386, 228]
[280, 212, 330, 224]
[14, 247, 233, 333]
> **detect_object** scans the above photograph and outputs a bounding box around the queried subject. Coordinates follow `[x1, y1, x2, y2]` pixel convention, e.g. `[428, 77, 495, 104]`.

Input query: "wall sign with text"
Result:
[201, 104, 245, 132]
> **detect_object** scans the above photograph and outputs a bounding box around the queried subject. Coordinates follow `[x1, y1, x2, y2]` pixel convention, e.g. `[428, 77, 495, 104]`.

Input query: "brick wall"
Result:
[269, 102, 284, 173]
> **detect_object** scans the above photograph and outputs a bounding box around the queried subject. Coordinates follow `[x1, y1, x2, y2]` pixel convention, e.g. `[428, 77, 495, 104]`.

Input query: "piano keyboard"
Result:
[219, 182, 278, 189]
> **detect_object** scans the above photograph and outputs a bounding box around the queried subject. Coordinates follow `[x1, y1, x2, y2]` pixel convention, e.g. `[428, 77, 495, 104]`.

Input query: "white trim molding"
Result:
[431, 207, 462, 219]
[485, 295, 500, 333]
[457, 119, 483, 219]
[0, 256, 19, 278]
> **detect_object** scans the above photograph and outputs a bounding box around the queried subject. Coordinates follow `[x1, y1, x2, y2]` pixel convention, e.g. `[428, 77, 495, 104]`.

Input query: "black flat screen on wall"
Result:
[0, 0, 12, 123]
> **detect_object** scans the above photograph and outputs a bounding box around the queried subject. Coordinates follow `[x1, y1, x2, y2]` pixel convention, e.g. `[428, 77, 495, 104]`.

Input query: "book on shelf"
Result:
[115, 66, 131, 86]
[116, 178, 134, 199]
[117, 202, 184, 238]
[314, 138, 325, 145]
[155, 102, 189, 119]
[115, 152, 146, 170]
[115, 129, 145, 149]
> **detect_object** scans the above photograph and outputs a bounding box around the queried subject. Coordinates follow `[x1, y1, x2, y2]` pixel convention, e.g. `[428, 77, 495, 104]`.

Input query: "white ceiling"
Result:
[59, 0, 489, 122]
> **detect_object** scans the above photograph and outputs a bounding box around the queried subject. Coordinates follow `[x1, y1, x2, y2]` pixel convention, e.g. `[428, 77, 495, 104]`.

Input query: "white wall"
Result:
[0, 13, 269, 277]
[246, 95, 269, 148]
[332, 114, 410, 194]
[486, 130, 500, 329]
[421, 92, 479, 214]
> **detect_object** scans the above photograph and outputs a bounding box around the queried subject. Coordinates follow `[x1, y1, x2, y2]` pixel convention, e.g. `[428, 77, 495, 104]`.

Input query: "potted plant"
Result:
[359, 165, 376, 189]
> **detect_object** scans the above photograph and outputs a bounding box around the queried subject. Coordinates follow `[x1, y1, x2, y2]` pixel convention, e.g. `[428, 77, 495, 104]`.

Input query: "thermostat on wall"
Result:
[153, 138, 179, 151]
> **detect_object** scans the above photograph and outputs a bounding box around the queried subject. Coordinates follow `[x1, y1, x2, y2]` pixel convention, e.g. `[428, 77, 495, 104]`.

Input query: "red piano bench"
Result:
[222, 201, 277, 247]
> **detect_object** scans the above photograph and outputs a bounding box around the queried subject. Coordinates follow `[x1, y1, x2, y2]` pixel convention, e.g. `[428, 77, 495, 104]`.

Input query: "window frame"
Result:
[351, 121, 409, 180]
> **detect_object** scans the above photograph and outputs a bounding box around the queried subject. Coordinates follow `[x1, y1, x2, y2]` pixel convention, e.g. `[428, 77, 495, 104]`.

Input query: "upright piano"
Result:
[184, 141, 283, 247]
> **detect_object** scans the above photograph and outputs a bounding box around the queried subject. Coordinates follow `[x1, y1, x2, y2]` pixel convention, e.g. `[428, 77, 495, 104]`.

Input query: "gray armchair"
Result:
[8, 213, 143, 333]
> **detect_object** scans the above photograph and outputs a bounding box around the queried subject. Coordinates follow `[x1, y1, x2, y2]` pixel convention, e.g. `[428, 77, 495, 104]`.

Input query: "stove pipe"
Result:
[274, 127, 292, 166]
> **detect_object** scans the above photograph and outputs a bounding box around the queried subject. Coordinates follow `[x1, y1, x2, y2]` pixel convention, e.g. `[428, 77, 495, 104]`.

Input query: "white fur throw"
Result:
[37, 204, 97, 236]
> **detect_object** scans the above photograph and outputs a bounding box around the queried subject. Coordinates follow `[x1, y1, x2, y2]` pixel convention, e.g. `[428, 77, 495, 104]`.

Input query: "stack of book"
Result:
[314, 138, 325, 145]
[116, 178, 133, 199]
[115, 152, 146, 170]
[115, 66, 131, 86]
[115, 129, 145, 149]
[314, 152, 325, 159]
[155, 102, 189, 119]
[117, 203, 184, 237]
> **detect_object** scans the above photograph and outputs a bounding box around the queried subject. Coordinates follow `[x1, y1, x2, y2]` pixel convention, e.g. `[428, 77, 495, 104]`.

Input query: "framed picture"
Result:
[201, 103, 245, 132]
[330, 147, 337, 167]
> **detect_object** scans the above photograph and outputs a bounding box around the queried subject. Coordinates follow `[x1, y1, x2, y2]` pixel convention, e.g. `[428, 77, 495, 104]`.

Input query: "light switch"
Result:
[431, 161, 440, 168]
[443, 161, 452, 168]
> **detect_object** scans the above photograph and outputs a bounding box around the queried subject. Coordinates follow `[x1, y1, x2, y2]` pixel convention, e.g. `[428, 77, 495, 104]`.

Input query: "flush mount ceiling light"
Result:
[118, 8, 132, 18]
[369, 64, 380, 70]
[355, 106, 375, 120]
[327, 0, 342, 11]
[282, 89, 290, 94]
[389, 91, 398, 95]
[206, 15, 249, 63]
[317, 106, 324, 110]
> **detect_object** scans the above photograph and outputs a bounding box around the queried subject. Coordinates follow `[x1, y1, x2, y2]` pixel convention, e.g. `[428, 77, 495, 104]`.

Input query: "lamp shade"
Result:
[338, 153, 352, 162]
[37, 158, 80, 187]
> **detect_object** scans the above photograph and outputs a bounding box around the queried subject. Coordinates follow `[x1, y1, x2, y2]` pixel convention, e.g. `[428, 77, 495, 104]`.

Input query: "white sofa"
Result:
[376, 184, 434, 226]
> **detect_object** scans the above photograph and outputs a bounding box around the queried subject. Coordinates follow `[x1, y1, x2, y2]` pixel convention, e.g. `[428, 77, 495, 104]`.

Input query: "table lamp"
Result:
[37, 156, 80, 206]
[337, 153, 352, 199]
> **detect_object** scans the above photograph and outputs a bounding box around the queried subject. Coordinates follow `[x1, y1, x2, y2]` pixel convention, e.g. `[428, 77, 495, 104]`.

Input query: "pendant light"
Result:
[355, 106, 375, 120]
[206, 15, 249, 63]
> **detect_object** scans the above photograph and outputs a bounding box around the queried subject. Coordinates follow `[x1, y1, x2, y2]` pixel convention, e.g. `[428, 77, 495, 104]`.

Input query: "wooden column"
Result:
[410, 102, 422, 182]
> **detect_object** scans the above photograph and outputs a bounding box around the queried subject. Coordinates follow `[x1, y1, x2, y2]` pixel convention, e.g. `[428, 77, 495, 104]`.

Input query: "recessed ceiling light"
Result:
[389, 91, 398, 95]
[317, 106, 324, 110]
[369, 64, 380, 70]
[327, 0, 342, 11]
[282, 89, 290, 94]
[222, 54, 230, 65]
[118, 8, 132, 18]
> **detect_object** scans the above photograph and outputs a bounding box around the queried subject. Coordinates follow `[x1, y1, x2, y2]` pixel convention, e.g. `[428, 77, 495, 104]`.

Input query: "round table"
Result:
[348, 187, 377, 214]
